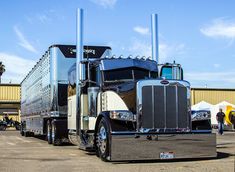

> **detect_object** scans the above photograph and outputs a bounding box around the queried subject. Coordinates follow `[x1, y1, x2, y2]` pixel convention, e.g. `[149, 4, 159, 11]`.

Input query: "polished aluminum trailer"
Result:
[20, 45, 76, 145]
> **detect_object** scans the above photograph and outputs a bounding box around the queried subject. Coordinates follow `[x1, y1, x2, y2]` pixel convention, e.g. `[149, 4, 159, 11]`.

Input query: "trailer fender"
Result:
[51, 119, 68, 140]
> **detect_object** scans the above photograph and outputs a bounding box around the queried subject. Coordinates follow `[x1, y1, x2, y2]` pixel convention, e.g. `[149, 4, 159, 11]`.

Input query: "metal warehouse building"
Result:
[0, 84, 235, 122]
[0, 84, 21, 121]
[191, 88, 235, 105]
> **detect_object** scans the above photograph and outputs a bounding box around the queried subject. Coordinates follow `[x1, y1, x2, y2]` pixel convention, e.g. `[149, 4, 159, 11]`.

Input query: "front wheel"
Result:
[95, 118, 110, 161]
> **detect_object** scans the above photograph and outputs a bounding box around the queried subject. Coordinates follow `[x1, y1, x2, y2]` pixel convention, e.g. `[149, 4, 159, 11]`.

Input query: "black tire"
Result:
[20, 121, 26, 136]
[0, 125, 7, 131]
[15, 124, 21, 131]
[95, 118, 110, 161]
[47, 120, 52, 144]
[51, 121, 62, 146]
[24, 131, 30, 137]
[20, 125, 24, 136]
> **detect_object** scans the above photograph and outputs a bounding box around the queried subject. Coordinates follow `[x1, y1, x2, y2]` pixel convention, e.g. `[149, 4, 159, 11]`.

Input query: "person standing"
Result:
[216, 108, 225, 135]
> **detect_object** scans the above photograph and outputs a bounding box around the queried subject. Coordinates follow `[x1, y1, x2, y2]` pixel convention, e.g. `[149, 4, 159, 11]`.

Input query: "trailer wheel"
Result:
[24, 131, 30, 137]
[47, 120, 52, 144]
[20, 122, 23, 136]
[20, 121, 26, 136]
[51, 121, 62, 146]
[15, 123, 21, 131]
[96, 118, 110, 161]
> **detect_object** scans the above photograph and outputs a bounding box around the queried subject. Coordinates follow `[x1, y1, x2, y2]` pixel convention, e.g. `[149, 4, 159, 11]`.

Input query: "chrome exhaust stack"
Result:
[76, 8, 85, 82]
[151, 14, 159, 63]
[76, 8, 85, 135]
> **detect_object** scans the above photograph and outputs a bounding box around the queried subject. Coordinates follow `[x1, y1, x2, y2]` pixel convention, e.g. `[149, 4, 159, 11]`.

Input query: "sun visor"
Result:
[100, 58, 158, 71]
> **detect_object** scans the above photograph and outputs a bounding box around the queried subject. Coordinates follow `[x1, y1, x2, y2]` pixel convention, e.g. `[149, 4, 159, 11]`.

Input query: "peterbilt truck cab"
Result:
[67, 47, 215, 161]
[67, 8, 216, 162]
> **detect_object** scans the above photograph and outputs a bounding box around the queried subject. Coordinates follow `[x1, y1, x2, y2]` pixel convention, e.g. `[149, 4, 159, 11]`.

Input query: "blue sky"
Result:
[0, 0, 235, 88]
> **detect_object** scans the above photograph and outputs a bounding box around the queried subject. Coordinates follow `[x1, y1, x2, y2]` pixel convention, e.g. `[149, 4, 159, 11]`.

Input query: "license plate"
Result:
[160, 152, 175, 159]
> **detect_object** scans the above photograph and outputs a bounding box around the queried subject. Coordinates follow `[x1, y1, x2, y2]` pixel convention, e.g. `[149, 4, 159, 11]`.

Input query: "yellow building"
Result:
[191, 88, 235, 105]
[0, 84, 20, 121]
[1, 84, 234, 122]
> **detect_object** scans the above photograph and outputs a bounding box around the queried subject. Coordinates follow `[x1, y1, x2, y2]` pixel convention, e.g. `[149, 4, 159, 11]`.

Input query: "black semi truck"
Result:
[20, 8, 216, 161]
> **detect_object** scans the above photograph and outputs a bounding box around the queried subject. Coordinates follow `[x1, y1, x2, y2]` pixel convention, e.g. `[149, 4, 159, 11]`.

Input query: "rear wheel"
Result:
[52, 121, 62, 146]
[47, 120, 52, 144]
[96, 118, 110, 161]
[0, 125, 6, 131]
[15, 123, 21, 130]
[24, 131, 30, 137]
[20, 121, 26, 136]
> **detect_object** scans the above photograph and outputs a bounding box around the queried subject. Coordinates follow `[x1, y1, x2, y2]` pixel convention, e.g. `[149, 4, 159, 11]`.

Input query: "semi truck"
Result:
[20, 44, 110, 145]
[66, 9, 216, 161]
[20, 8, 216, 161]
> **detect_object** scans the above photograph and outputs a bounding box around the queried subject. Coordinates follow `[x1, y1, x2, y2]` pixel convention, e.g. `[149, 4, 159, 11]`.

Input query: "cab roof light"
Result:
[118, 55, 124, 59]
[111, 55, 116, 59]
[127, 55, 133, 59]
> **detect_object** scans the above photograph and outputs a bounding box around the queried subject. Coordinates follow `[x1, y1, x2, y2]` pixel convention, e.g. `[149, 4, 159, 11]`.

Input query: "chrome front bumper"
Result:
[110, 132, 216, 161]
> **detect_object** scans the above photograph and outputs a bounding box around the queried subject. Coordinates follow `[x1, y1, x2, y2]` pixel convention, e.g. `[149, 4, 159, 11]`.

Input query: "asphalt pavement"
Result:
[0, 129, 234, 172]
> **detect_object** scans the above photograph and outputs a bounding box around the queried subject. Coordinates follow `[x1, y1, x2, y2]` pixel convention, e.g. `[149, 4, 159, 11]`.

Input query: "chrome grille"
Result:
[137, 80, 191, 132]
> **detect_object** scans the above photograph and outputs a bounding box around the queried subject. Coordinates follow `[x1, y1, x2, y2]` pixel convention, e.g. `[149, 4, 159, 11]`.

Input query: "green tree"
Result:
[0, 61, 6, 83]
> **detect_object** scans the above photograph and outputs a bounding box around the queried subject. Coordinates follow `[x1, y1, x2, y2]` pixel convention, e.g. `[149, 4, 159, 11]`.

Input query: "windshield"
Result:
[161, 66, 183, 80]
[103, 68, 157, 82]
[161, 67, 173, 79]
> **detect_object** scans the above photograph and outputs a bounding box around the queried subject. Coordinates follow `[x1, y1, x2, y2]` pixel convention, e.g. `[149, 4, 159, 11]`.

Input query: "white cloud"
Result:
[128, 39, 151, 57]
[90, 0, 117, 8]
[133, 26, 150, 35]
[128, 39, 185, 63]
[14, 26, 38, 53]
[0, 53, 35, 83]
[200, 18, 235, 39]
[185, 71, 235, 84]
[25, 10, 65, 24]
[37, 14, 50, 23]
[213, 63, 221, 68]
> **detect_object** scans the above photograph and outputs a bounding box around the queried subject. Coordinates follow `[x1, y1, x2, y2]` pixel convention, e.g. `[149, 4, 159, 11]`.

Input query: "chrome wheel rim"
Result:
[98, 126, 107, 154]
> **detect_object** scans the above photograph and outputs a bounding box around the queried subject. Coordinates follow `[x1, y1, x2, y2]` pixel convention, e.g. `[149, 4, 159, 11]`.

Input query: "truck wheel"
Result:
[96, 118, 110, 161]
[52, 121, 62, 146]
[24, 131, 30, 137]
[15, 124, 21, 130]
[47, 120, 52, 144]
[20, 125, 24, 136]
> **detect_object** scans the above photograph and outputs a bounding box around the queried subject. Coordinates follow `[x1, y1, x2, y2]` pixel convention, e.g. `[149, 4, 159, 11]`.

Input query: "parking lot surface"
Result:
[0, 130, 234, 172]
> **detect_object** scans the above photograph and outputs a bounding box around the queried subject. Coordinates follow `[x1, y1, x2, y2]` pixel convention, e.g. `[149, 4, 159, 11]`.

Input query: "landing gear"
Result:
[95, 118, 110, 161]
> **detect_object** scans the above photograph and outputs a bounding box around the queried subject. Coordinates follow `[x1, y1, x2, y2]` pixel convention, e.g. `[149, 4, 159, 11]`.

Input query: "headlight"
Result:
[109, 110, 136, 121]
